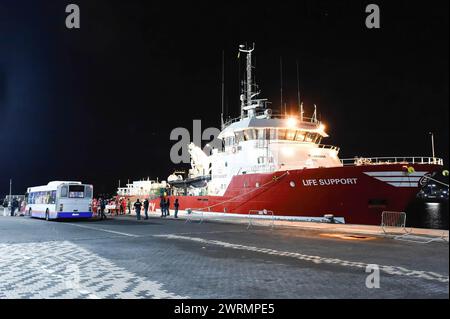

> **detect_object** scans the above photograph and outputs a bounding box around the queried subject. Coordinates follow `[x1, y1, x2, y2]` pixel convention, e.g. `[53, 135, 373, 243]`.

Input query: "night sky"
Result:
[0, 0, 448, 196]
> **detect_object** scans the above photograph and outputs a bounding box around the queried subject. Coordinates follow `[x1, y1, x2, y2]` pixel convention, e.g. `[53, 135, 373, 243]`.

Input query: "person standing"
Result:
[99, 198, 107, 220]
[165, 197, 170, 217]
[11, 198, 18, 217]
[92, 198, 98, 216]
[174, 198, 179, 218]
[127, 198, 131, 214]
[160, 196, 165, 217]
[134, 199, 143, 221]
[143, 198, 149, 220]
[114, 198, 120, 216]
[119, 198, 124, 215]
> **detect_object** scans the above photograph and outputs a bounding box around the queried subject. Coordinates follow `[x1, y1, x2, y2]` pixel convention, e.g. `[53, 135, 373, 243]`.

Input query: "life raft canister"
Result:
[402, 165, 415, 174]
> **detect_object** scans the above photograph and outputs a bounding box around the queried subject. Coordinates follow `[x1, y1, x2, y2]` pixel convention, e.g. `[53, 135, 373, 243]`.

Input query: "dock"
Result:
[0, 210, 448, 299]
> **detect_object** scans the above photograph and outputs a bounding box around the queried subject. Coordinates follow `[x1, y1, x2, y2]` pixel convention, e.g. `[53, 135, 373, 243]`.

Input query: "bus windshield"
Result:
[68, 185, 85, 198]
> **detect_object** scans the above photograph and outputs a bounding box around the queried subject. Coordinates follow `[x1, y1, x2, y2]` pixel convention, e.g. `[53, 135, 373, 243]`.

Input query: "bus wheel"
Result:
[45, 209, 50, 221]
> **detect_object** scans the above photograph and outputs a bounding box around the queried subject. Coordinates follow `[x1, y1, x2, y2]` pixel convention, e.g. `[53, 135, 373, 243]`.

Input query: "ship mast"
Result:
[239, 43, 257, 119]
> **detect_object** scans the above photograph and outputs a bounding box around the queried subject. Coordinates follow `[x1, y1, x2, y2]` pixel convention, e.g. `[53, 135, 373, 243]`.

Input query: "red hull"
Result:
[146, 164, 440, 225]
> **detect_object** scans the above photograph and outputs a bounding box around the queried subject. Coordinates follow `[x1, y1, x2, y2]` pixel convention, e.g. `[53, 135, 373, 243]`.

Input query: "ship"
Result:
[121, 44, 445, 225]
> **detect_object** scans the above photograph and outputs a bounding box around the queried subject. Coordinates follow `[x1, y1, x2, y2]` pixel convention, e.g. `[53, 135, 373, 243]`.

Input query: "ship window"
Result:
[290, 181, 296, 188]
[235, 131, 244, 143]
[295, 132, 306, 141]
[256, 182, 260, 188]
[244, 129, 256, 141]
[313, 133, 320, 144]
[269, 129, 277, 140]
[277, 129, 287, 140]
[305, 132, 314, 142]
[264, 129, 270, 140]
[368, 199, 387, 206]
[257, 129, 265, 140]
[286, 129, 296, 141]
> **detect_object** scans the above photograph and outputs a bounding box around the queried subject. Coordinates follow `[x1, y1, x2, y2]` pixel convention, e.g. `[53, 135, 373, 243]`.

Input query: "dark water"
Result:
[406, 200, 449, 230]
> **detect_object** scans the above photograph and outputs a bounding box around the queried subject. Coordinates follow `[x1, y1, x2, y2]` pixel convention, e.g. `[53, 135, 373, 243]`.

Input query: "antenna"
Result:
[296, 60, 303, 121]
[312, 104, 317, 123]
[280, 57, 283, 114]
[429, 132, 435, 158]
[221, 50, 225, 128]
[238, 47, 242, 119]
[238, 43, 256, 118]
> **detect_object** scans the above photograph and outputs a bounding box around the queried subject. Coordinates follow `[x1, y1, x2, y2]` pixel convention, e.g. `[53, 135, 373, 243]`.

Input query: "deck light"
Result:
[286, 117, 297, 128]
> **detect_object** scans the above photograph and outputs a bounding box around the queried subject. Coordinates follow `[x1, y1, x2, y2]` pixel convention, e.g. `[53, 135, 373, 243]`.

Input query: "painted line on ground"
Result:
[154, 234, 449, 284]
[65, 223, 141, 237]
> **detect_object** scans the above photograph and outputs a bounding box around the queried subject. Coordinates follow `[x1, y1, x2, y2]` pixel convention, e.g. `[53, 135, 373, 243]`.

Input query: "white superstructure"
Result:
[117, 179, 166, 197]
[186, 44, 342, 196]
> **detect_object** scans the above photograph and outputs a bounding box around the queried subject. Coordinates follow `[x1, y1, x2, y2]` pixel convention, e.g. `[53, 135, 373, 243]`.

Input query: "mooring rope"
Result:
[188, 171, 290, 212]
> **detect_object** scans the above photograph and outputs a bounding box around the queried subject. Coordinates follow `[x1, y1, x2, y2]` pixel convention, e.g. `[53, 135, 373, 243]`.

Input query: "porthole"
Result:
[256, 182, 260, 188]
[290, 181, 296, 188]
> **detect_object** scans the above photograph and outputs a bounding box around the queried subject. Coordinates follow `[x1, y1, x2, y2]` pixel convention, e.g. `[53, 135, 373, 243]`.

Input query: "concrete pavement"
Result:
[0, 214, 448, 299]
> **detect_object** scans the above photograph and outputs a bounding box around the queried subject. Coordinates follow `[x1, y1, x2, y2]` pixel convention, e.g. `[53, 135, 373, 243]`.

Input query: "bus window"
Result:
[69, 185, 85, 198]
[85, 186, 93, 199]
[50, 191, 56, 204]
[61, 186, 68, 198]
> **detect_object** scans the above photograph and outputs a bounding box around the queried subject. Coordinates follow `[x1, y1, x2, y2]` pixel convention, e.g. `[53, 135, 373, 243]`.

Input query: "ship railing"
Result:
[222, 111, 320, 128]
[317, 144, 340, 152]
[247, 209, 275, 230]
[340, 157, 444, 166]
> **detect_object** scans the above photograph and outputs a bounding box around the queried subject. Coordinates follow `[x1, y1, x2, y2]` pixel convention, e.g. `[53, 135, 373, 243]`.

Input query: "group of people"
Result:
[134, 196, 179, 220]
[93, 196, 180, 221]
[2, 197, 22, 216]
[93, 197, 133, 219]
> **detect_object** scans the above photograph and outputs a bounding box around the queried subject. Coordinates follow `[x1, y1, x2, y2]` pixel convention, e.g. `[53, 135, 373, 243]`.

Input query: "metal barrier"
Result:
[381, 211, 448, 244]
[184, 208, 204, 224]
[381, 211, 408, 233]
[247, 209, 275, 230]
